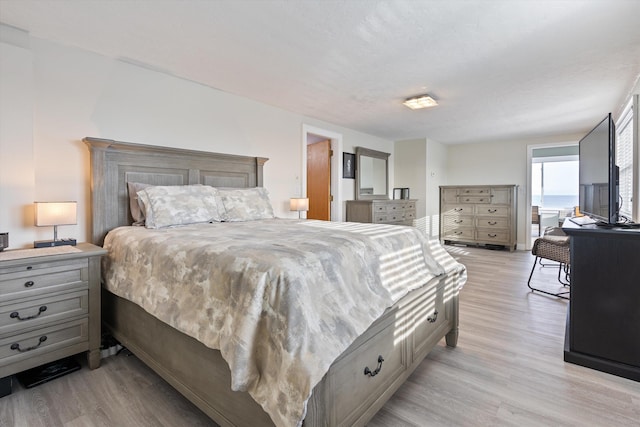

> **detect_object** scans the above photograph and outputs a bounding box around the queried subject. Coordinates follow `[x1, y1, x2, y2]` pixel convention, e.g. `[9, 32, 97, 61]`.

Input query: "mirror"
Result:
[355, 147, 390, 200]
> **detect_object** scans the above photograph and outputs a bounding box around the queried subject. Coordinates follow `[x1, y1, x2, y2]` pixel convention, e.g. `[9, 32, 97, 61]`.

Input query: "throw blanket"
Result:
[102, 219, 466, 426]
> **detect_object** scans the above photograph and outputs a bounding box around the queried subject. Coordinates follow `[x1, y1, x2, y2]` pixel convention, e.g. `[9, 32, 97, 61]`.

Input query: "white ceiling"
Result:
[1, 0, 640, 145]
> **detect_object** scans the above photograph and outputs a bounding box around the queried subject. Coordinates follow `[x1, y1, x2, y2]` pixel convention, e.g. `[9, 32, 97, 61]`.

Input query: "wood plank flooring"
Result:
[1, 245, 639, 426]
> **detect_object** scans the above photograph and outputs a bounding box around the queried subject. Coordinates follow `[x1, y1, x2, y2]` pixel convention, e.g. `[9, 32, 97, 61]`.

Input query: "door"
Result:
[307, 140, 332, 220]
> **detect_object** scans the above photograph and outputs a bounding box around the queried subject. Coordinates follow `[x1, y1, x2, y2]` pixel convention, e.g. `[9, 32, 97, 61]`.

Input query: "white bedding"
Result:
[102, 219, 466, 426]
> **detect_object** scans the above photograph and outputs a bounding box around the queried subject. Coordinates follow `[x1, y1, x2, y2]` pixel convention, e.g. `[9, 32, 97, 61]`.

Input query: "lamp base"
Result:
[34, 238, 77, 248]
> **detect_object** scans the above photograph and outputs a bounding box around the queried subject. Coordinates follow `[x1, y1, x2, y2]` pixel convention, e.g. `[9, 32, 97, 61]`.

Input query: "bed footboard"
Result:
[102, 271, 460, 427]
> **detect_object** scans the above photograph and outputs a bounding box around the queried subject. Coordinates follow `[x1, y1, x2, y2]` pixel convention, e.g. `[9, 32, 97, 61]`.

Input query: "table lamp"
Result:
[34, 201, 77, 248]
[289, 198, 309, 219]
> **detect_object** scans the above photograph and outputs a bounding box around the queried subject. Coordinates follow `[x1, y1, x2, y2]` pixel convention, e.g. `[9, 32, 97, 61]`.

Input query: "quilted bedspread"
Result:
[102, 219, 466, 426]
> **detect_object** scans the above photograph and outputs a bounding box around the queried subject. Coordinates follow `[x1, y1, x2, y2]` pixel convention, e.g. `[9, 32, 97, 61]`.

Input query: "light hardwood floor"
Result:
[1, 246, 639, 426]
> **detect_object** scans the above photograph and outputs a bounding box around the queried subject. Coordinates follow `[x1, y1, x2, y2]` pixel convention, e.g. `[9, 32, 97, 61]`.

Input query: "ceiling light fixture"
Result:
[402, 94, 438, 110]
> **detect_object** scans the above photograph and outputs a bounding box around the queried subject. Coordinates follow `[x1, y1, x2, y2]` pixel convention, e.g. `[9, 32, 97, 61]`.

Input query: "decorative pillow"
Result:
[137, 185, 222, 229]
[127, 182, 153, 225]
[217, 187, 275, 222]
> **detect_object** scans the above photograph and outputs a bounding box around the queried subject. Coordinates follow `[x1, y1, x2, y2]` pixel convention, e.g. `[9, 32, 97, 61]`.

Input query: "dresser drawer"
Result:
[442, 227, 474, 241]
[0, 290, 88, 336]
[475, 206, 510, 216]
[459, 187, 491, 196]
[0, 259, 87, 303]
[0, 318, 88, 369]
[443, 215, 474, 229]
[328, 312, 407, 426]
[476, 217, 510, 228]
[476, 228, 511, 244]
[442, 204, 474, 216]
[458, 195, 491, 204]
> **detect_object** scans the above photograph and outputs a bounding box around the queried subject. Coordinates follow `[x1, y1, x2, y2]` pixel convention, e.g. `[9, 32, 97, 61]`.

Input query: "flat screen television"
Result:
[577, 113, 618, 225]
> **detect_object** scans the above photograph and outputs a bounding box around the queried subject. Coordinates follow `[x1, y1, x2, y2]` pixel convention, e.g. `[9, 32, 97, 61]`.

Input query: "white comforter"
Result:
[102, 219, 466, 426]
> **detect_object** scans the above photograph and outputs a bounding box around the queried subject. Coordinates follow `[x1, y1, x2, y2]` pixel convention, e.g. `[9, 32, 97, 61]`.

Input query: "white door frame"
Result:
[526, 141, 578, 249]
[302, 124, 343, 221]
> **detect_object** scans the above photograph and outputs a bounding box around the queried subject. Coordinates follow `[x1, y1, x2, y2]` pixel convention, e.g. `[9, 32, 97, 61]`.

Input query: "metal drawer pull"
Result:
[488, 209, 497, 213]
[10, 306, 47, 321]
[364, 355, 385, 377]
[11, 335, 47, 352]
[454, 208, 463, 212]
[427, 310, 439, 323]
[454, 219, 463, 224]
[488, 221, 497, 225]
[24, 280, 35, 288]
[488, 233, 498, 238]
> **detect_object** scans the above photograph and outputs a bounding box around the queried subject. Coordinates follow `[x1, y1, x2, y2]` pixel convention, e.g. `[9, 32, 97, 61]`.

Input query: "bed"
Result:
[84, 137, 466, 427]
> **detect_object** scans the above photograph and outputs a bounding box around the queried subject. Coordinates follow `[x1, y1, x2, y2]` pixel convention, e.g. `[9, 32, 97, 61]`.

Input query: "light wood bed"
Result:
[84, 137, 461, 427]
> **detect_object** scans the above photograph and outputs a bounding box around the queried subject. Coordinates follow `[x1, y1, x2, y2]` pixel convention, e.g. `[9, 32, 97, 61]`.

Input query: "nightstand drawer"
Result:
[0, 290, 88, 336]
[0, 318, 88, 369]
[0, 259, 87, 303]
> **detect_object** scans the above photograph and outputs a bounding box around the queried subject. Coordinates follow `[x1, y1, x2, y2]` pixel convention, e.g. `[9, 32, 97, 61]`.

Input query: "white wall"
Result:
[0, 28, 393, 248]
[394, 138, 448, 239]
[395, 138, 426, 216]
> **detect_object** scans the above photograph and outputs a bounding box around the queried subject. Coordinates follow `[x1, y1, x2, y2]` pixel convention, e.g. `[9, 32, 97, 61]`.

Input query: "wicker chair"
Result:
[527, 227, 570, 299]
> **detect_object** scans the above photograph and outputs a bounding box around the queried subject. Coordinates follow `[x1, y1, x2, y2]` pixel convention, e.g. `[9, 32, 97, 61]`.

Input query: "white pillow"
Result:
[137, 185, 222, 229]
[217, 187, 275, 222]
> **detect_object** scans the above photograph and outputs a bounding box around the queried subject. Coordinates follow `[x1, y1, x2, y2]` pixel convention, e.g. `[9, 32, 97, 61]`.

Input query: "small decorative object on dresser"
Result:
[440, 185, 518, 251]
[0, 243, 106, 396]
[346, 199, 417, 226]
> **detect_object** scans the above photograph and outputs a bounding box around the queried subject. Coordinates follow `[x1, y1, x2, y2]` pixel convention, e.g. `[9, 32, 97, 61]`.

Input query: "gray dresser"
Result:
[346, 199, 417, 226]
[440, 185, 517, 251]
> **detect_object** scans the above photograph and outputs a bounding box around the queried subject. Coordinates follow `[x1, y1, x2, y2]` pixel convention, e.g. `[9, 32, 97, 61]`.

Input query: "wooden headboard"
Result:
[84, 137, 268, 246]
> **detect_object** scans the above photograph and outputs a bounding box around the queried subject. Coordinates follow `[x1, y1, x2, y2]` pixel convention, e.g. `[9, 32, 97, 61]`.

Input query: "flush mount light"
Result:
[402, 94, 438, 110]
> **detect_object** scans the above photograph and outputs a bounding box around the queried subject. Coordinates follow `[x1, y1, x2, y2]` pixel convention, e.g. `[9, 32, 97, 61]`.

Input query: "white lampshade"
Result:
[35, 202, 77, 226]
[289, 198, 309, 212]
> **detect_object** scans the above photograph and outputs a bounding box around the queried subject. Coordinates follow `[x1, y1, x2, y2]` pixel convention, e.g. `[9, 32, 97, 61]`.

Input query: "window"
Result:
[531, 146, 579, 213]
[616, 97, 635, 221]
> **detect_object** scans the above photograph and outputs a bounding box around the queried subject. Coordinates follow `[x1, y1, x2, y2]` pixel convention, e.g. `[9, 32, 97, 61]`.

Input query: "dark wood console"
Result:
[563, 220, 640, 381]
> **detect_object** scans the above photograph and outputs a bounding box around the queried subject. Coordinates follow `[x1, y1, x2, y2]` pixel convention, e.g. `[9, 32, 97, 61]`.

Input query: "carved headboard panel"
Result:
[84, 137, 268, 246]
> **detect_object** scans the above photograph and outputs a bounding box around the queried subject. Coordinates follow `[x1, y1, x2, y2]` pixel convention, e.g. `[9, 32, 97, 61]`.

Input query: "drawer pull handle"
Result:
[454, 208, 463, 212]
[364, 355, 385, 377]
[24, 280, 35, 288]
[488, 209, 497, 213]
[10, 335, 47, 353]
[488, 221, 497, 225]
[454, 220, 463, 224]
[10, 306, 47, 321]
[488, 233, 498, 238]
[427, 310, 439, 323]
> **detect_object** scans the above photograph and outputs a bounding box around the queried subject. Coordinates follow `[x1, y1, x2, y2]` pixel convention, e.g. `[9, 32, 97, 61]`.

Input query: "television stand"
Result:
[562, 220, 640, 381]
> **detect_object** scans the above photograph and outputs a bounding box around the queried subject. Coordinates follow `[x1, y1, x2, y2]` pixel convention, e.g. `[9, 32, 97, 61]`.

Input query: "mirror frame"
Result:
[355, 147, 390, 200]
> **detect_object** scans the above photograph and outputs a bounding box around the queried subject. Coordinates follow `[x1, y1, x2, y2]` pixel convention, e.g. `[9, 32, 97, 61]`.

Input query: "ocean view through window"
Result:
[532, 158, 579, 210]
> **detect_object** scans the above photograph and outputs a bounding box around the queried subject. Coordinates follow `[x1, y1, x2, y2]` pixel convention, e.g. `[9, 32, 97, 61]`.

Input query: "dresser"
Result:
[439, 185, 517, 251]
[346, 199, 417, 226]
[0, 243, 106, 386]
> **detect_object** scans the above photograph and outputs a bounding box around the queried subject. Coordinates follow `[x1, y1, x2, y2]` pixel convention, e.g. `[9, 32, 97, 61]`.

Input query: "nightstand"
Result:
[0, 243, 106, 389]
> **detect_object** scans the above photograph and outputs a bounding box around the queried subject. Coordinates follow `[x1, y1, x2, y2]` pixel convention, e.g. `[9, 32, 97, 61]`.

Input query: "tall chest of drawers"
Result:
[346, 199, 417, 226]
[440, 185, 517, 251]
[0, 243, 106, 383]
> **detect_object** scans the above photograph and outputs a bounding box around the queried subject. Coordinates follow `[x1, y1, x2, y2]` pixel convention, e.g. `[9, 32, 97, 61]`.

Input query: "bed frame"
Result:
[84, 137, 460, 427]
